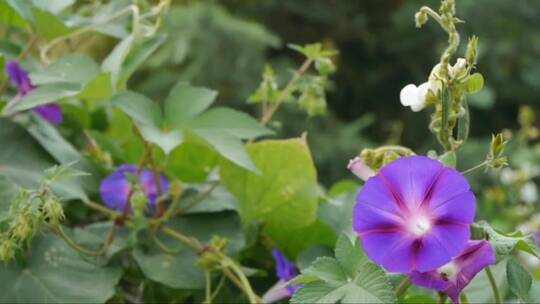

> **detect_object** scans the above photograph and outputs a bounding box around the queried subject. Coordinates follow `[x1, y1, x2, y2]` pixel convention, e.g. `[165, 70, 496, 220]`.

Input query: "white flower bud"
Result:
[347, 157, 375, 181]
[450, 58, 467, 78]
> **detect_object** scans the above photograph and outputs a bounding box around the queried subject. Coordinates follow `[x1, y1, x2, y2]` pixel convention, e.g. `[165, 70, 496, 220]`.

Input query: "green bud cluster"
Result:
[249, 42, 337, 119]
[415, 0, 484, 152]
[487, 133, 508, 170]
[131, 186, 149, 217]
[360, 146, 415, 172]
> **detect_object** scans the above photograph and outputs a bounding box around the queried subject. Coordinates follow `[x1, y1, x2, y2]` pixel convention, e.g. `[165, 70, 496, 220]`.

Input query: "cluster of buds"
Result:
[249, 43, 337, 119]
[487, 133, 508, 170]
[196, 236, 229, 271]
[0, 187, 66, 262]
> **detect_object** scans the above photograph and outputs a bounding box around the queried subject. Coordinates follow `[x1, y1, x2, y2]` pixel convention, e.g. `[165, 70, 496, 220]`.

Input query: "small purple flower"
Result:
[262, 249, 300, 303]
[6, 61, 63, 125]
[353, 156, 476, 273]
[409, 240, 496, 304]
[99, 164, 169, 212]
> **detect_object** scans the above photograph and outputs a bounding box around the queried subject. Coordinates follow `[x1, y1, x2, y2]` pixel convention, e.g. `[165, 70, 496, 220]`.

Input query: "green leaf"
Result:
[181, 185, 237, 214]
[319, 191, 356, 237]
[72, 222, 128, 261]
[27, 115, 101, 195]
[192, 130, 256, 172]
[264, 220, 336, 259]
[220, 138, 318, 229]
[473, 221, 540, 261]
[0, 235, 122, 303]
[303, 257, 348, 283]
[31, 8, 72, 40]
[438, 151, 457, 168]
[0, 0, 28, 27]
[466, 73, 484, 94]
[166, 134, 218, 183]
[190, 107, 274, 139]
[118, 35, 166, 88]
[335, 235, 364, 278]
[78, 72, 113, 101]
[507, 258, 532, 302]
[0, 119, 86, 200]
[30, 54, 100, 86]
[291, 236, 395, 304]
[3, 82, 80, 114]
[102, 34, 134, 87]
[164, 82, 217, 129]
[110, 91, 162, 127]
[133, 212, 244, 289]
[0, 176, 19, 224]
[31, 0, 74, 15]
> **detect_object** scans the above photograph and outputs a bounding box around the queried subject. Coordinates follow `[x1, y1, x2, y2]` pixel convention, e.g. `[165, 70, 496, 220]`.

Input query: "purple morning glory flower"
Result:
[409, 240, 496, 304]
[99, 164, 169, 212]
[353, 156, 476, 273]
[6, 61, 63, 125]
[262, 249, 300, 303]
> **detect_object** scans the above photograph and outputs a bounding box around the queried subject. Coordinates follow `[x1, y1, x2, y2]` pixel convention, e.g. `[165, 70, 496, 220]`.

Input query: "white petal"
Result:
[400, 84, 419, 106]
[417, 82, 430, 102]
[410, 103, 425, 112]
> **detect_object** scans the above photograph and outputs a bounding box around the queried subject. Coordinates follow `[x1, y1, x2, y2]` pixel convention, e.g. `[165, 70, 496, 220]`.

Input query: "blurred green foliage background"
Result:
[123, 0, 540, 187]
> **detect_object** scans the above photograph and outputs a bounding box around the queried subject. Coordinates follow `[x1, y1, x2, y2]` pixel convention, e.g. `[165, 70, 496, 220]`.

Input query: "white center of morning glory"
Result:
[409, 215, 432, 236]
[437, 261, 458, 280]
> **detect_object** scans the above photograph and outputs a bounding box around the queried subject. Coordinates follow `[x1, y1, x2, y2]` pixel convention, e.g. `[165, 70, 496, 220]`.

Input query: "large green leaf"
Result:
[319, 190, 357, 237]
[102, 34, 134, 87]
[0, 235, 122, 303]
[0, 120, 86, 200]
[463, 259, 507, 303]
[291, 235, 395, 304]
[118, 35, 166, 88]
[31, 0, 74, 15]
[220, 138, 318, 230]
[473, 221, 540, 261]
[133, 212, 244, 289]
[0, 0, 28, 27]
[0, 176, 19, 224]
[110, 91, 162, 127]
[165, 134, 218, 183]
[507, 258, 532, 302]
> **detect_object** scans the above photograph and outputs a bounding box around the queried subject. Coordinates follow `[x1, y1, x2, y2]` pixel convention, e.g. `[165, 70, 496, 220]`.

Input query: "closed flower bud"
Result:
[415, 11, 428, 28]
[315, 57, 336, 75]
[11, 211, 35, 241]
[450, 58, 467, 78]
[0, 238, 18, 262]
[130, 187, 148, 217]
[42, 197, 65, 226]
[466, 36, 478, 65]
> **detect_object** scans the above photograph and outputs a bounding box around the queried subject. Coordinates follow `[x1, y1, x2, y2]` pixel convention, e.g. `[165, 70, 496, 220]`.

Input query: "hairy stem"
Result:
[260, 58, 313, 124]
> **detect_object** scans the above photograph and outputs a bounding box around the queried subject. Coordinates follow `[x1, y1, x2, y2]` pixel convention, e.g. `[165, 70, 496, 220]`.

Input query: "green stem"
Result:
[485, 267, 501, 304]
[56, 226, 103, 256]
[261, 58, 313, 125]
[210, 275, 226, 301]
[205, 271, 212, 304]
[461, 160, 489, 175]
[395, 277, 411, 298]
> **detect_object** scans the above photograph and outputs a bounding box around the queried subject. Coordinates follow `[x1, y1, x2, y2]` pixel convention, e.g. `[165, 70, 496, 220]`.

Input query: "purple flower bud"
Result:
[353, 156, 476, 273]
[262, 249, 300, 303]
[409, 240, 496, 304]
[5, 61, 63, 125]
[347, 157, 375, 181]
[99, 164, 169, 212]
